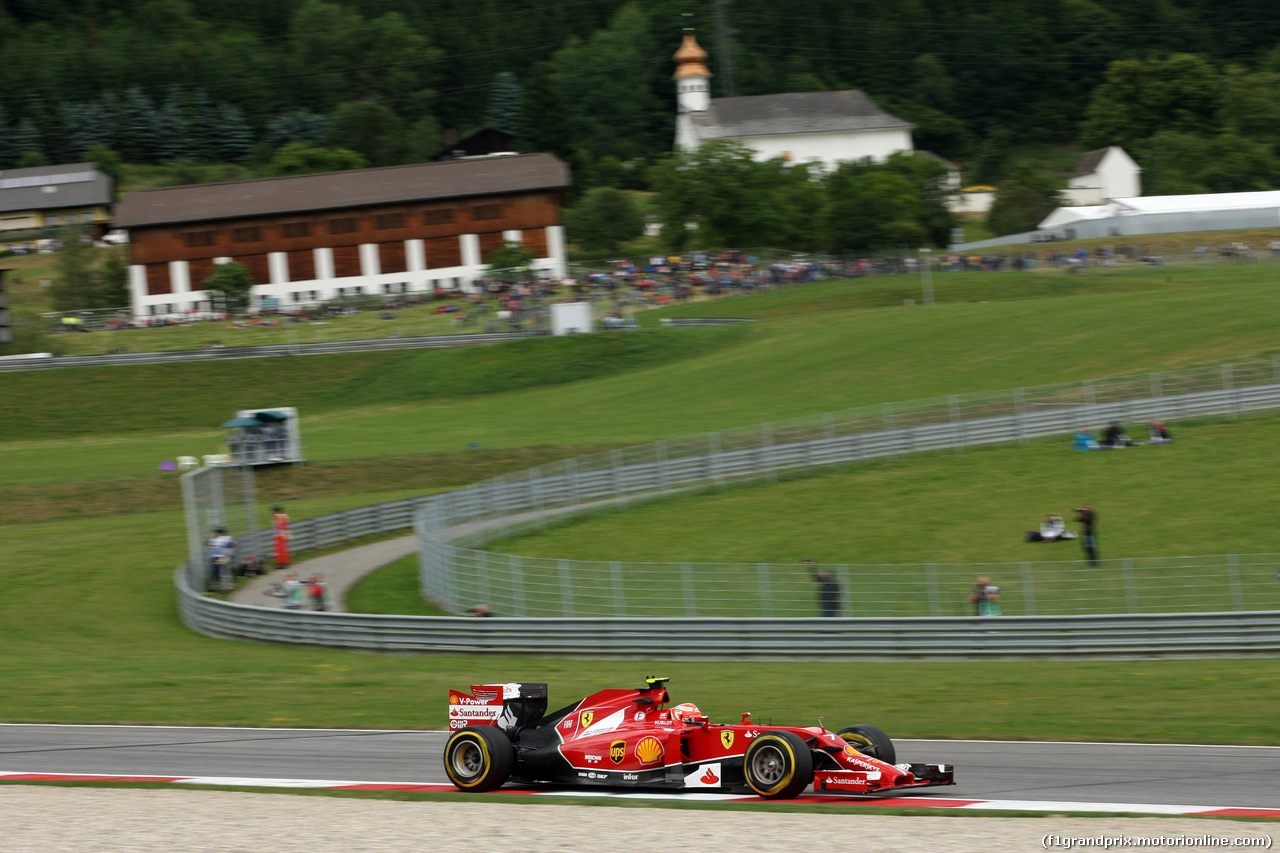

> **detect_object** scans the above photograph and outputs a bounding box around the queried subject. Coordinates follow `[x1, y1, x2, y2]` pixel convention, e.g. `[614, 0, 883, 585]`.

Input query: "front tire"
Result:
[443, 725, 515, 792]
[837, 723, 896, 765]
[743, 731, 814, 799]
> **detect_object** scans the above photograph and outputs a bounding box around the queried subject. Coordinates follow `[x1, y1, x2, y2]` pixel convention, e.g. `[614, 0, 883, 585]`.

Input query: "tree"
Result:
[201, 261, 256, 314]
[821, 167, 926, 253]
[264, 142, 367, 176]
[1080, 54, 1221, 149]
[564, 187, 646, 256]
[649, 142, 801, 251]
[13, 118, 45, 166]
[485, 72, 522, 134]
[484, 241, 536, 275]
[545, 3, 667, 166]
[49, 230, 102, 312]
[98, 247, 130, 308]
[86, 144, 123, 186]
[325, 100, 404, 167]
[986, 173, 1064, 236]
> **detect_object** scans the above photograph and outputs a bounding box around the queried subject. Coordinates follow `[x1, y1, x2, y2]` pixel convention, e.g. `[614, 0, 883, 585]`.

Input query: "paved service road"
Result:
[2, 725, 1277, 810]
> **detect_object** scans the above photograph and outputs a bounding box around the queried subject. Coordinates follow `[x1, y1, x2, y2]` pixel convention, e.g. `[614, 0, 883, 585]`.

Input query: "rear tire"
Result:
[443, 726, 515, 792]
[743, 731, 814, 799]
[837, 723, 896, 765]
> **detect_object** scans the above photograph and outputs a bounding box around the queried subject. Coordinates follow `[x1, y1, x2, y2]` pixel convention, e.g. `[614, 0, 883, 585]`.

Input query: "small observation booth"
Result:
[220, 407, 304, 466]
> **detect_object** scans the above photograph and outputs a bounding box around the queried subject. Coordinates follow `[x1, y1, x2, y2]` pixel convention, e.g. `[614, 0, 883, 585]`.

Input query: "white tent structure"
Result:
[1037, 190, 1280, 241]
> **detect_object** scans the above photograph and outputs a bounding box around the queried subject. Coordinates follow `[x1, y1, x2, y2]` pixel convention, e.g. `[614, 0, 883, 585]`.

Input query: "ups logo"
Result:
[610, 740, 626, 764]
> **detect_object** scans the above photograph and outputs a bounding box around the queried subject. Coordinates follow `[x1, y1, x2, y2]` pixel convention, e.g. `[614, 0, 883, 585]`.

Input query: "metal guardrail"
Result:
[176, 572, 1280, 656]
[0, 330, 546, 371]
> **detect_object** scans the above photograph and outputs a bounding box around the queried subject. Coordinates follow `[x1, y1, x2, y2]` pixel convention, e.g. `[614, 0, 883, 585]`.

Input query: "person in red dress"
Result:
[272, 504, 291, 568]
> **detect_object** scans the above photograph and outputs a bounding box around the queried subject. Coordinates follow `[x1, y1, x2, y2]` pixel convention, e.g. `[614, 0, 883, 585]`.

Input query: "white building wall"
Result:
[268, 252, 288, 285]
[359, 243, 380, 277]
[730, 127, 913, 170]
[129, 227, 571, 317]
[1098, 151, 1141, 199]
[406, 239, 425, 272]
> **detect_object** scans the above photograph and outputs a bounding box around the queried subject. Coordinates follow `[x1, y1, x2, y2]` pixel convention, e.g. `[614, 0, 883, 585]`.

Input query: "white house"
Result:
[672, 33, 914, 171]
[1062, 146, 1142, 206]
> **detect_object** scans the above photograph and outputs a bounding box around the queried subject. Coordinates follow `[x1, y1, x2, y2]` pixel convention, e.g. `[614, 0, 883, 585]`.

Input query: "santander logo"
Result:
[700, 767, 719, 784]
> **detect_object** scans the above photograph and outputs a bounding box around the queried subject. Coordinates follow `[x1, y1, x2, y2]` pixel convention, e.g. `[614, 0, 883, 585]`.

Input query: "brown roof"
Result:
[115, 153, 570, 229]
[1070, 147, 1111, 179]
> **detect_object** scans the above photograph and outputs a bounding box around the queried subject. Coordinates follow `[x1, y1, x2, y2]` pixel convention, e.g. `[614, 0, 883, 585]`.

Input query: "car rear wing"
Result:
[448, 683, 548, 732]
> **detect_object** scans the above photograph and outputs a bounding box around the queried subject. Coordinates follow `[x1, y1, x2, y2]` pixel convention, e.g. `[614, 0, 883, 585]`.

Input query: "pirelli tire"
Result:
[837, 723, 896, 765]
[743, 731, 814, 800]
[444, 725, 515, 793]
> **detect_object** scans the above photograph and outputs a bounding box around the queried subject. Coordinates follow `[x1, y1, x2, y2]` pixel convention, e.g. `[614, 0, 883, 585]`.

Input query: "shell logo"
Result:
[635, 736, 664, 765]
[449, 696, 459, 704]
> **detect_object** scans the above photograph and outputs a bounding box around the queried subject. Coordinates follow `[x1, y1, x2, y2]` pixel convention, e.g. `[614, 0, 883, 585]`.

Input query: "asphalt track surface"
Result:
[2, 725, 1277, 812]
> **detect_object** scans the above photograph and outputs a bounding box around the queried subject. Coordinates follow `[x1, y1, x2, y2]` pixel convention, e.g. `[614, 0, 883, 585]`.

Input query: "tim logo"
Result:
[610, 740, 626, 764]
[579, 711, 594, 728]
[720, 731, 734, 750]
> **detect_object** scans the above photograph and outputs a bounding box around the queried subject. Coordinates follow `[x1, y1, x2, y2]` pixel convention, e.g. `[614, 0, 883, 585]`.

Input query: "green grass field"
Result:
[4, 260, 1280, 744]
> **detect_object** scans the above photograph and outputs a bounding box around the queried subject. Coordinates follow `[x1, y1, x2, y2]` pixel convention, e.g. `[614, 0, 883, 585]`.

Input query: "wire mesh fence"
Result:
[180, 464, 260, 592]
[437, 551, 1280, 618]
[418, 357, 1280, 616]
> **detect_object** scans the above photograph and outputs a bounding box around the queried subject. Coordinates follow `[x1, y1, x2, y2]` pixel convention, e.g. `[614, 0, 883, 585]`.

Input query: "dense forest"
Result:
[4, 0, 1280, 244]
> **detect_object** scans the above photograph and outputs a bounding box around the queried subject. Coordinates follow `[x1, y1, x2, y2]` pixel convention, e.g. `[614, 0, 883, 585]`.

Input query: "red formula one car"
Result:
[443, 677, 954, 799]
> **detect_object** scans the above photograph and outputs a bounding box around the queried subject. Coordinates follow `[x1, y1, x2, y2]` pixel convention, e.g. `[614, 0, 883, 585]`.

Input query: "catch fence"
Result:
[417, 357, 1280, 616]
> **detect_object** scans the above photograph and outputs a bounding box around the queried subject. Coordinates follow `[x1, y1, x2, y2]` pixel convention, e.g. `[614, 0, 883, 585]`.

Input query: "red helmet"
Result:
[668, 702, 702, 722]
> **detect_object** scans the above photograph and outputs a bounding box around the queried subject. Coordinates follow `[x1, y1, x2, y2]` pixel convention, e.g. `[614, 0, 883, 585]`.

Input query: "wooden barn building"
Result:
[113, 153, 571, 318]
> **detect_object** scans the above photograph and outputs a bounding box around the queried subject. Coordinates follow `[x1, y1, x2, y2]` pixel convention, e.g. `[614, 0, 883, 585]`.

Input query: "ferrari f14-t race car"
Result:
[444, 677, 954, 799]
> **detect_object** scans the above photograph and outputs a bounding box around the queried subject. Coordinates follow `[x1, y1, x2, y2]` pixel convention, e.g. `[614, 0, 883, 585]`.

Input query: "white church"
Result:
[672, 33, 916, 171]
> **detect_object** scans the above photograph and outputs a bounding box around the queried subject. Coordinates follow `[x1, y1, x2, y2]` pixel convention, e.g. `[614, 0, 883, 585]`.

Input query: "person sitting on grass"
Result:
[1027, 514, 1077, 542]
[1101, 420, 1134, 448]
[1146, 421, 1172, 444]
[1072, 428, 1098, 451]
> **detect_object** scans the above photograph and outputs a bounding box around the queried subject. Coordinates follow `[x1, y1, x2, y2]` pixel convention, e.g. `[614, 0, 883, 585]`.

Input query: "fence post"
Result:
[612, 449, 628, 508]
[1082, 379, 1098, 425]
[761, 423, 777, 483]
[882, 402, 895, 452]
[758, 563, 773, 617]
[1020, 562, 1036, 615]
[1227, 554, 1244, 611]
[925, 563, 940, 616]
[511, 554, 527, 616]
[1149, 372, 1163, 406]
[948, 395, 965, 450]
[1122, 558, 1138, 612]
[1222, 364, 1238, 420]
[1014, 388, 1027, 444]
[823, 412, 837, 468]
[611, 561, 626, 616]
[682, 562, 697, 616]
[709, 431, 724, 491]
[478, 553, 492, 613]
[567, 457, 580, 506]
[559, 559, 575, 617]
[657, 440, 670, 496]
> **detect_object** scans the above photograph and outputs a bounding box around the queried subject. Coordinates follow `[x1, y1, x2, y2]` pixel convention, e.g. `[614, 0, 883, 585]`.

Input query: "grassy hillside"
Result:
[4, 261, 1280, 742]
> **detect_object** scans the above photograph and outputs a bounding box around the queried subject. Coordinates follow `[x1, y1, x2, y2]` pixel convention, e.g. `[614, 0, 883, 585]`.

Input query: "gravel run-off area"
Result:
[4, 787, 1276, 853]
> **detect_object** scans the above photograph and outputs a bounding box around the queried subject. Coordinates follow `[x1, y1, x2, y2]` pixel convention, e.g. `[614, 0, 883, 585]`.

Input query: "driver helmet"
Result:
[668, 702, 702, 722]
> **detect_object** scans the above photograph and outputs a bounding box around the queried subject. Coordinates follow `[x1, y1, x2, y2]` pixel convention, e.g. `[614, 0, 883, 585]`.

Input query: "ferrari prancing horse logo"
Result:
[720, 731, 735, 750]
[610, 740, 626, 764]
[579, 711, 594, 728]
